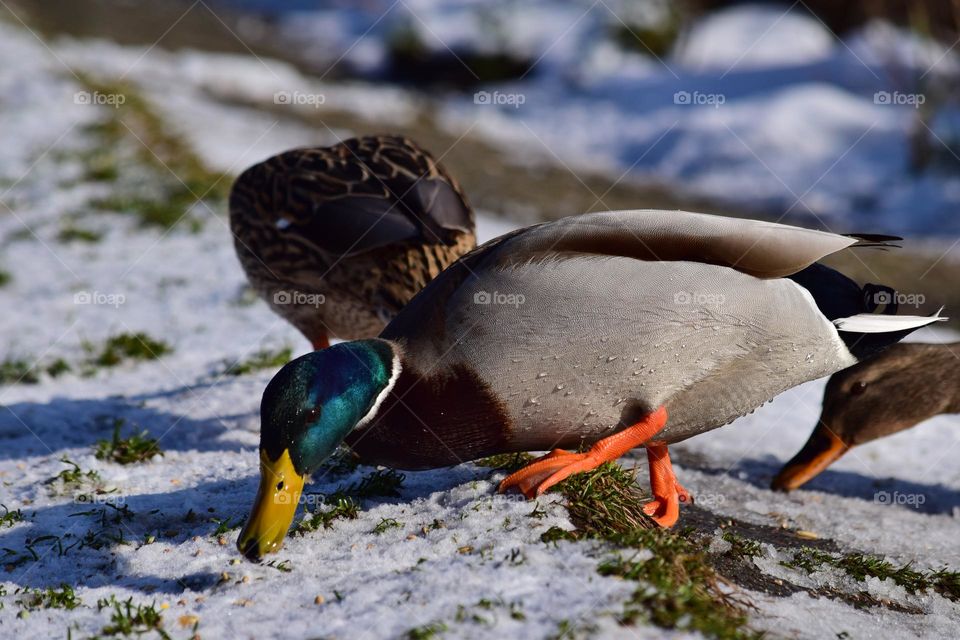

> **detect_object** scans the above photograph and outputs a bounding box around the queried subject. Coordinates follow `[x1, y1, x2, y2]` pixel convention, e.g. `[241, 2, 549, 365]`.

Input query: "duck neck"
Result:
[942, 343, 960, 414]
[351, 340, 403, 429]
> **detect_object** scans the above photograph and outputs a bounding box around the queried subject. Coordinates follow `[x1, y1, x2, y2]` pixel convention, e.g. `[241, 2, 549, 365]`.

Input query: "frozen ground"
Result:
[259, 0, 960, 237]
[0, 12, 959, 640]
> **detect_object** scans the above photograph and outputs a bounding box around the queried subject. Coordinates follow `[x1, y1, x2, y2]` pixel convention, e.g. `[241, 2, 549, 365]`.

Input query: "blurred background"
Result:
[2, 0, 960, 320]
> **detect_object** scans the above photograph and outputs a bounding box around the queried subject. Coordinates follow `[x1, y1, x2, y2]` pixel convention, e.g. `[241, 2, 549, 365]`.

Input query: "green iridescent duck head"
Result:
[237, 340, 398, 560]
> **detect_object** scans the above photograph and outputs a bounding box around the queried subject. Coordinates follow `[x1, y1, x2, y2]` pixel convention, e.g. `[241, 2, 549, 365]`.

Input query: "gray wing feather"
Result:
[500, 210, 856, 278]
[395, 255, 853, 448]
[386, 210, 860, 446]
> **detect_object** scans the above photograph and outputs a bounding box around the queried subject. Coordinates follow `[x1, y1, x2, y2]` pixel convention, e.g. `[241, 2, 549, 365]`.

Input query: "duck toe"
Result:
[498, 450, 591, 497]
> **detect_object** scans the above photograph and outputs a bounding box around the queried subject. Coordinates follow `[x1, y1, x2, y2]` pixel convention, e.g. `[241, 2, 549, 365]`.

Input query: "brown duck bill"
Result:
[237, 449, 305, 561]
[772, 424, 850, 492]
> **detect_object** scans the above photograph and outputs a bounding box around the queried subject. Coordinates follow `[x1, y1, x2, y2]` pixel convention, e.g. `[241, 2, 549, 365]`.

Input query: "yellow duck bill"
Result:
[237, 449, 305, 561]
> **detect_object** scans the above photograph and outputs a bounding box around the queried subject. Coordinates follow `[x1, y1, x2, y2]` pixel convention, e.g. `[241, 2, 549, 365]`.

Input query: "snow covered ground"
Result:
[256, 0, 960, 237]
[0, 8, 959, 640]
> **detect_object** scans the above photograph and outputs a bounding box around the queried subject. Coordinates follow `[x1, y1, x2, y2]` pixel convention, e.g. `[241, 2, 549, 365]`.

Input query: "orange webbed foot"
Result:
[499, 407, 691, 526]
[498, 449, 593, 498]
[497, 408, 690, 528]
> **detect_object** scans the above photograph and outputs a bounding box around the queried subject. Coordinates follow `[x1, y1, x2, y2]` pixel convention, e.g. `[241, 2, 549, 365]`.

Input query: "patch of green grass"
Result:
[83, 149, 121, 182]
[722, 531, 763, 561]
[314, 467, 406, 504]
[45, 358, 71, 378]
[3, 530, 103, 568]
[49, 456, 103, 493]
[79, 76, 229, 233]
[372, 518, 403, 535]
[266, 559, 291, 572]
[293, 497, 359, 536]
[95, 419, 162, 464]
[0, 269, 10, 287]
[342, 468, 405, 500]
[71, 526, 128, 552]
[70, 502, 134, 526]
[552, 462, 655, 538]
[405, 621, 447, 640]
[540, 526, 577, 544]
[779, 547, 834, 574]
[474, 452, 535, 473]
[57, 225, 103, 243]
[597, 542, 754, 638]
[90, 195, 203, 232]
[0, 357, 39, 385]
[16, 584, 81, 610]
[454, 597, 525, 625]
[96, 595, 170, 639]
[295, 467, 404, 536]
[221, 346, 292, 376]
[0, 355, 71, 385]
[210, 517, 238, 537]
[549, 463, 757, 640]
[931, 569, 960, 601]
[455, 603, 489, 625]
[0, 504, 23, 528]
[86, 332, 171, 368]
[547, 619, 596, 640]
[782, 548, 960, 601]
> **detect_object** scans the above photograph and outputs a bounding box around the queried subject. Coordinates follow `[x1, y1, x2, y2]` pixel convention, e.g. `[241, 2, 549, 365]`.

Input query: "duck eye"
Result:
[850, 381, 867, 396]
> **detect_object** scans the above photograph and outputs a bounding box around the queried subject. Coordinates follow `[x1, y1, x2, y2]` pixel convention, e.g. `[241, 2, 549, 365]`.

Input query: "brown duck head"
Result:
[772, 342, 960, 491]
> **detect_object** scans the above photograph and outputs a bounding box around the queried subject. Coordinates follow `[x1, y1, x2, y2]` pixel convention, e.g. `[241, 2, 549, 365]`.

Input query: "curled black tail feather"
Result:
[788, 263, 931, 361]
[844, 233, 903, 249]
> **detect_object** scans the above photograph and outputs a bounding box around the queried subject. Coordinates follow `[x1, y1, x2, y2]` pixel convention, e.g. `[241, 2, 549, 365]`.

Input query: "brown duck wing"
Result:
[232, 135, 473, 258]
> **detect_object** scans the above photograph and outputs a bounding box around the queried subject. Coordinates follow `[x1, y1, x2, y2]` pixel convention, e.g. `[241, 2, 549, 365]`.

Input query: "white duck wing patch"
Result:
[834, 308, 947, 333]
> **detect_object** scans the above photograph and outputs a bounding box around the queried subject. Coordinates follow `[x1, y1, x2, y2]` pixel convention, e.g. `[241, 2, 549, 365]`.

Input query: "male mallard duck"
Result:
[237, 209, 944, 559]
[772, 341, 959, 491]
[229, 135, 475, 349]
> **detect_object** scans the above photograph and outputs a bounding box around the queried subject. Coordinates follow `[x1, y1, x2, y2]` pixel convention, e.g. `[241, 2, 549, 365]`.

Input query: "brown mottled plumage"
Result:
[229, 135, 476, 348]
[773, 342, 960, 491]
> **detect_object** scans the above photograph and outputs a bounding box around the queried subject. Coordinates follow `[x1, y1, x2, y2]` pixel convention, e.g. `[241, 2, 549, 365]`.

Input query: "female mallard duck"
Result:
[229, 135, 475, 349]
[237, 209, 944, 559]
[772, 341, 959, 491]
